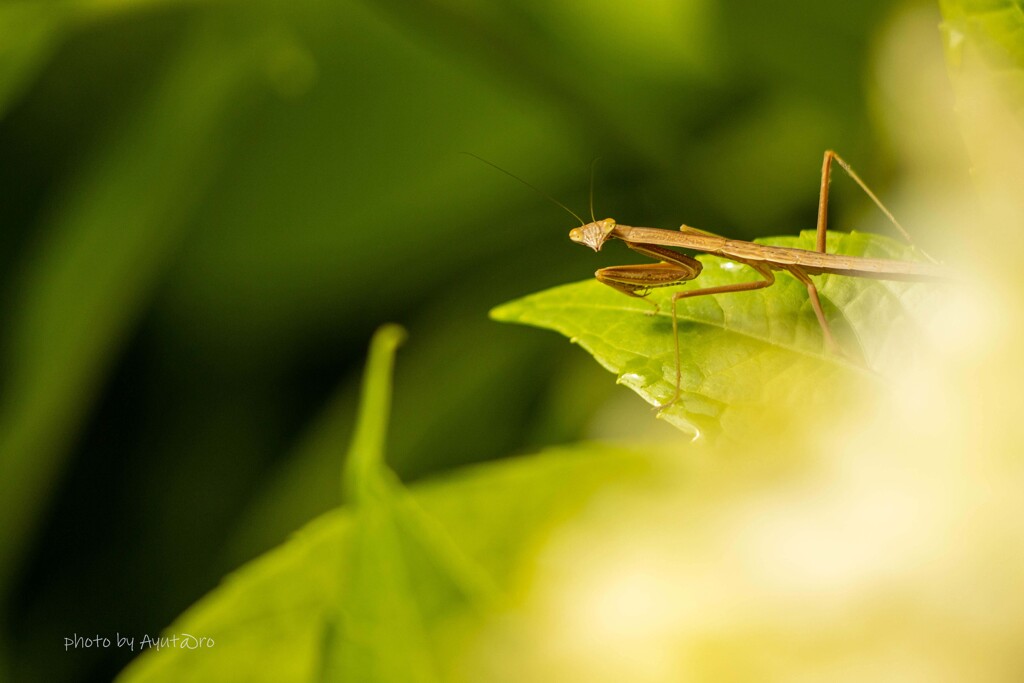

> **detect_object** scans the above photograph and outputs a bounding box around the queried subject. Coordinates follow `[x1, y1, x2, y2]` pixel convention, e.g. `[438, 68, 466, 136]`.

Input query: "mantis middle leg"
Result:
[663, 261, 776, 409]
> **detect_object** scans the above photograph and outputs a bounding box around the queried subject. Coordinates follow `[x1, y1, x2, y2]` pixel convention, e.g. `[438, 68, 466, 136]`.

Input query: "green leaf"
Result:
[491, 231, 945, 440]
[116, 439, 656, 681]
[342, 323, 407, 505]
[325, 324, 496, 682]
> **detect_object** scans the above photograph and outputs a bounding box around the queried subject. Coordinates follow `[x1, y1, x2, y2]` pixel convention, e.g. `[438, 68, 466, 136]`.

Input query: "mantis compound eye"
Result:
[568, 228, 584, 242]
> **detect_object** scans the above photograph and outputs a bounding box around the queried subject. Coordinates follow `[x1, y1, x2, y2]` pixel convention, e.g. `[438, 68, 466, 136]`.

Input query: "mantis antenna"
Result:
[588, 157, 601, 224]
[462, 152, 586, 226]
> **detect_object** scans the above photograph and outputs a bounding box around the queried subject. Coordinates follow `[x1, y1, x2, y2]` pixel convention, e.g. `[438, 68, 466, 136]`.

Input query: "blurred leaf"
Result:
[222, 312, 563, 567]
[0, 3, 70, 115]
[492, 232, 945, 439]
[0, 16, 269, 597]
[327, 324, 494, 682]
[938, 0, 1024, 273]
[117, 325, 658, 682]
[0, 0, 206, 117]
[939, 0, 1024, 121]
[342, 324, 407, 504]
[117, 442, 656, 682]
[359, 0, 724, 182]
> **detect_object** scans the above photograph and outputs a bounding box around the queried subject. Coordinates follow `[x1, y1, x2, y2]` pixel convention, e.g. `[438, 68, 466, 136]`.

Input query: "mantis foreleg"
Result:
[594, 245, 777, 410]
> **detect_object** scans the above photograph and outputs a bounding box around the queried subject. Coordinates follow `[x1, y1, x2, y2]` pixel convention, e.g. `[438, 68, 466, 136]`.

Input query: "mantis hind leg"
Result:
[817, 150, 938, 263]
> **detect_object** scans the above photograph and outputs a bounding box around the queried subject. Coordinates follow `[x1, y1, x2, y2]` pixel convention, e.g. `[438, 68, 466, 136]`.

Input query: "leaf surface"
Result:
[116, 440, 654, 682]
[492, 231, 946, 438]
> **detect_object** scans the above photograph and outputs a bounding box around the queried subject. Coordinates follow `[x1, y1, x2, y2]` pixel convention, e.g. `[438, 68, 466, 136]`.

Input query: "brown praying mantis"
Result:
[568, 151, 953, 409]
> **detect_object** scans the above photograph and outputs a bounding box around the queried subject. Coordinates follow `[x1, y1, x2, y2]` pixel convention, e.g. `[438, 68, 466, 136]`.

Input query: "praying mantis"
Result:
[568, 151, 953, 409]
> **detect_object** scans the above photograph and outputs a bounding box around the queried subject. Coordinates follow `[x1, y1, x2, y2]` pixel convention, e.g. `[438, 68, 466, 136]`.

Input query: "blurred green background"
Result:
[0, 0, 944, 680]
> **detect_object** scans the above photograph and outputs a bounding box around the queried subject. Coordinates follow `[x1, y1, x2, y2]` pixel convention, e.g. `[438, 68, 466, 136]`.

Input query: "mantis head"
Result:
[569, 218, 616, 251]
